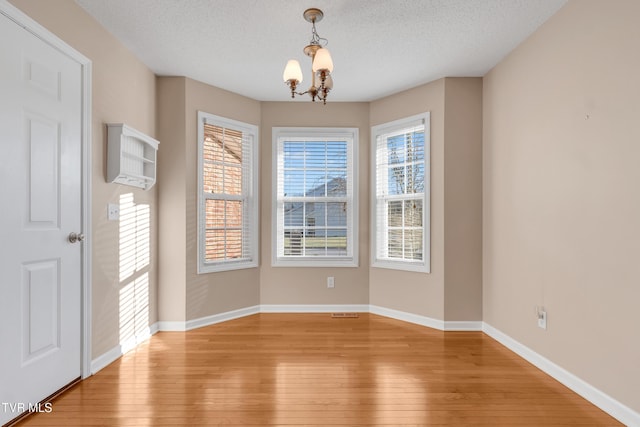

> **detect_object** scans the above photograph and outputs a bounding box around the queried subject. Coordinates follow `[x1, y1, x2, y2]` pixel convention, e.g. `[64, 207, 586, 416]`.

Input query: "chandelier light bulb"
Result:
[312, 48, 333, 73]
[283, 59, 303, 83]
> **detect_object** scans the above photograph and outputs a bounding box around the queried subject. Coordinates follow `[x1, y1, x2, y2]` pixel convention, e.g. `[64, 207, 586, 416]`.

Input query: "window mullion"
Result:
[223, 199, 227, 260]
[302, 201, 306, 257]
[204, 194, 244, 201]
[401, 198, 406, 260]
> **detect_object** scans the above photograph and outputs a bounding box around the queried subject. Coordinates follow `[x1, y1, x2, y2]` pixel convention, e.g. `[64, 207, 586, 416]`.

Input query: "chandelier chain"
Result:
[309, 21, 328, 47]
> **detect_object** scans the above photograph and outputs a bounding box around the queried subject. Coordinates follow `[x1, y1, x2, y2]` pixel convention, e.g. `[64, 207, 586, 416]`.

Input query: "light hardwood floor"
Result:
[17, 313, 620, 426]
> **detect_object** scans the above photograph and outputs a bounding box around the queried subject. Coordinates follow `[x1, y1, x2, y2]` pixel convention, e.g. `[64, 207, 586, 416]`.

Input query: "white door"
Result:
[0, 11, 83, 425]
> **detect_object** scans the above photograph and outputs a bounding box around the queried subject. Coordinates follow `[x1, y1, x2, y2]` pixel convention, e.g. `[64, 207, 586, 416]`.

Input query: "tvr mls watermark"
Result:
[1, 402, 53, 414]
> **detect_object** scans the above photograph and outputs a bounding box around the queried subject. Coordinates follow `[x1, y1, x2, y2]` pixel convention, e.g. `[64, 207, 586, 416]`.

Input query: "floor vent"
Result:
[331, 312, 359, 318]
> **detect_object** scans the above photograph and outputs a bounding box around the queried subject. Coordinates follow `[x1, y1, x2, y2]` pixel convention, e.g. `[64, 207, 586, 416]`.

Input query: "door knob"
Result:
[68, 232, 85, 243]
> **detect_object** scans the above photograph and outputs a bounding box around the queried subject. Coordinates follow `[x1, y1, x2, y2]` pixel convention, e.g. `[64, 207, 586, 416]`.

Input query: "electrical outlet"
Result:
[107, 203, 120, 221]
[327, 276, 335, 288]
[537, 308, 547, 330]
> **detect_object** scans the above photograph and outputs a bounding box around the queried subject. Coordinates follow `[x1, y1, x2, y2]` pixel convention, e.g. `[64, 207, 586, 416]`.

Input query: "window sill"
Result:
[198, 259, 258, 274]
[371, 259, 430, 273]
[272, 257, 358, 268]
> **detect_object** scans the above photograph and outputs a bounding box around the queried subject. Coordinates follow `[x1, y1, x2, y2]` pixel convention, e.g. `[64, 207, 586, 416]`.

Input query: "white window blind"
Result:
[372, 113, 430, 272]
[273, 128, 358, 267]
[197, 111, 259, 273]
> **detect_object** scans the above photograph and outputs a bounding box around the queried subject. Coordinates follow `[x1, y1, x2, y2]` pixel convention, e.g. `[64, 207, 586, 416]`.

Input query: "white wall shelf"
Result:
[106, 123, 159, 190]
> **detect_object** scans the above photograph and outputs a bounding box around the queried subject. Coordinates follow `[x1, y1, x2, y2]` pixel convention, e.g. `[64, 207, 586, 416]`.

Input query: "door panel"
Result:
[0, 11, 83, 425]
[27, 114, 60, 227]
[22, 259, 60, 363]
[24, 56, 62, 100]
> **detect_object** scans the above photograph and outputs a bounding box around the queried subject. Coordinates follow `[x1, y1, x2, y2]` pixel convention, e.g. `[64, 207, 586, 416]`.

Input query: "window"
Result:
[273, 127, 358, 267]
[371, 113, 430, 272]
[197, 111, 259, 273]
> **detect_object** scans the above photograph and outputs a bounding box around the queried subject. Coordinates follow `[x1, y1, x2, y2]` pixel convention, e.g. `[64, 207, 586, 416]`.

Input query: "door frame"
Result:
[0, 0, 93, 379]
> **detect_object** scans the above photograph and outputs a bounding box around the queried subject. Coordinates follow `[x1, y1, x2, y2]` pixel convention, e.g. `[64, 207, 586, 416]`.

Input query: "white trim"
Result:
[370, 306, 482, 332]
[80, 41, 93, 383]
[118, 326, 155, 356]
[371, 260, 431, 273]
[483, 322, 640, 427]
[156, 306, 261, 332]
[443, 321, 483, 331]
[369, 305, 482, 332]
[90, 323, 158, 374]
[369, 305, 445, 330]
[0, 0, 93, 380]
[149, 322, 159, 335]
[0, 0, 89, 64]
[156, 321, 187, 332]
[90, 345, 122, 375]
[271, 259, 359, 268]
[260, 304, 369, 313]
[185, 305, 260, 330]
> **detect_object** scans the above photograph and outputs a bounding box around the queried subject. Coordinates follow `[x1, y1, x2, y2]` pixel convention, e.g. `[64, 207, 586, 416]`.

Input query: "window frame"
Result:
[371, 112, 430, 273]
[272, 127, 359, 268]
[197, 111, 259, 274]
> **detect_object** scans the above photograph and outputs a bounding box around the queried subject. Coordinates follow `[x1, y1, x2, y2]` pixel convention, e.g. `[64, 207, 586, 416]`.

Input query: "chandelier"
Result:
[282, 8, 334, 104]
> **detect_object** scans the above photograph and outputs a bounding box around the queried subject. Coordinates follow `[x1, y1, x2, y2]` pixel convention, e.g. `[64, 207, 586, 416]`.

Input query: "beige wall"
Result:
[443, 78, 483, 321]
[369, 79, 446, 319]
[483, 0, 640, 413]
[157, 77, 187, 322]
[184, 78, 261, 320]
[156, 77, 262, 322]
[259, 102, 370, 305]
[10, 0, 158, 359]
[369, 78, 483, 322]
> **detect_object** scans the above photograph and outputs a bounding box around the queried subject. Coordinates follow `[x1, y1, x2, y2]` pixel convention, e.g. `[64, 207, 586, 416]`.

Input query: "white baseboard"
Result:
[369, 304, 445, 330]
[155, 305, 261, 332]
[483, 322, 640, 427]
[370, 306, 483, 332]
[157, 305, 370, 331]
[444, 320, 483, 331]
[90, 324, 158, 374]
[156, 320, 186, 331]
[260, 304, 369, 313]
[185, 305, 260, 330]
[90, 345, 122, 375]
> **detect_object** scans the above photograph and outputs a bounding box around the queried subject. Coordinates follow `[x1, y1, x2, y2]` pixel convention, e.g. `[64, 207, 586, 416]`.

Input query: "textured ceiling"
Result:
[75, 0, 567, 102]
